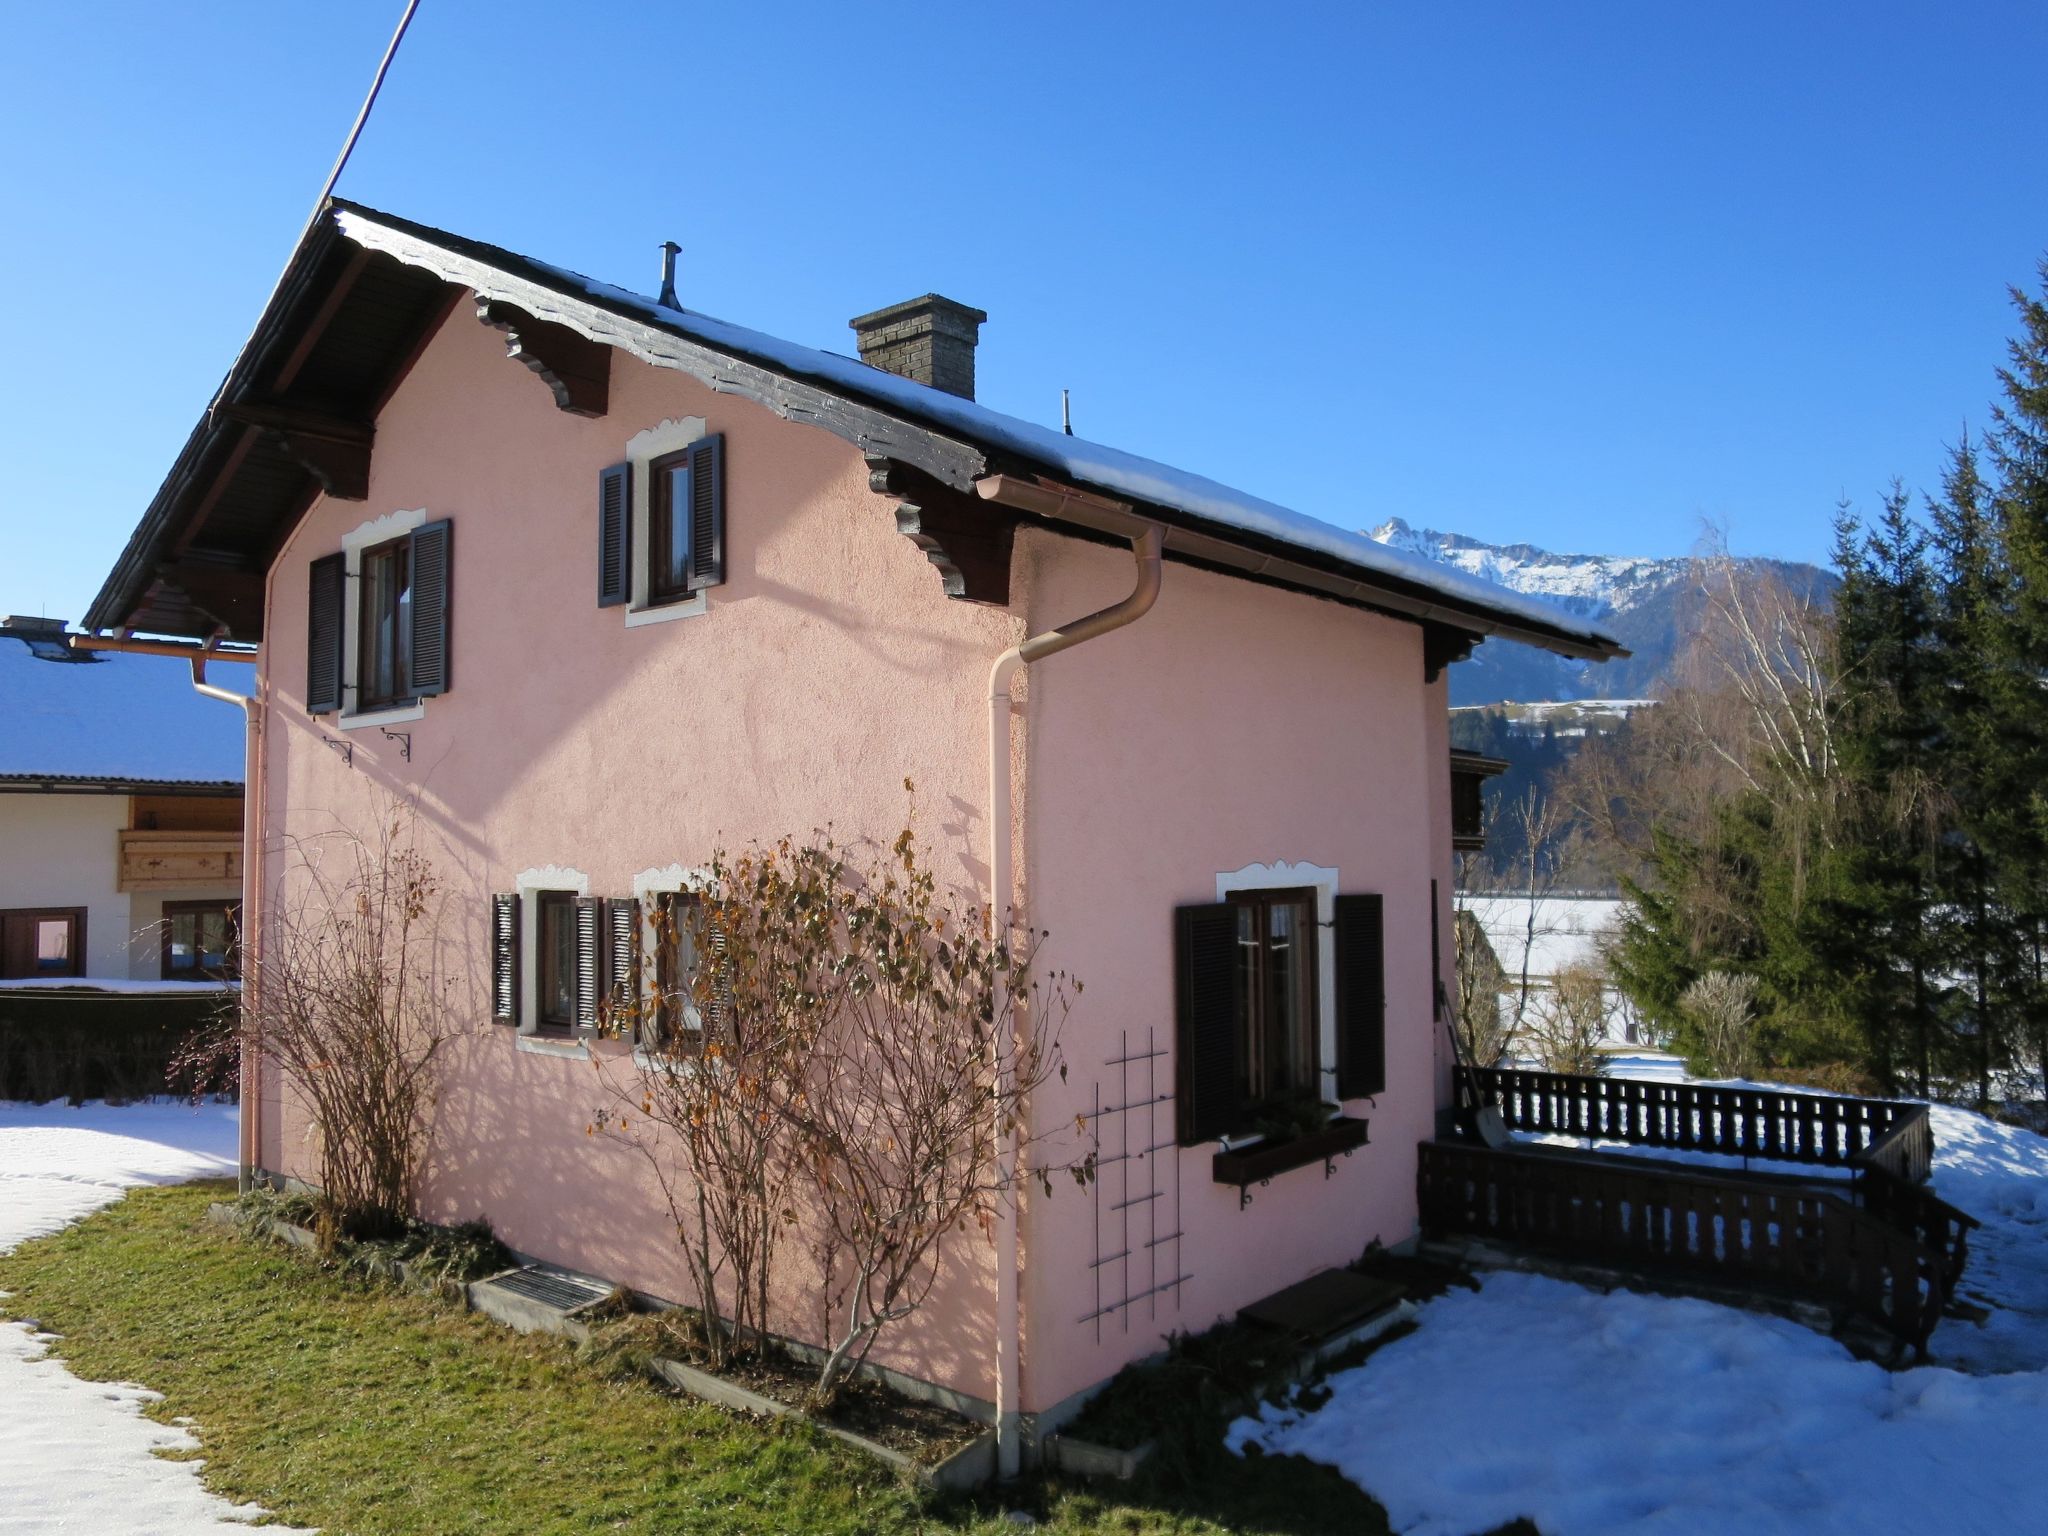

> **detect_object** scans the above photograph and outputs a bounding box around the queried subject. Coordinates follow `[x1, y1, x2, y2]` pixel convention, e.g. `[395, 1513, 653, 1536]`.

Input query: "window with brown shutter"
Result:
[597, 462, 632, 607]
[306, 552, 346, 714]
[605, 896, 638, 1036]
[640, 434, 725, 609]
[575, 896, 606, 1033]
[490, 894, 520, 1024]
[408, 519, 452, 697]
[1334, 893, 1387, 1099]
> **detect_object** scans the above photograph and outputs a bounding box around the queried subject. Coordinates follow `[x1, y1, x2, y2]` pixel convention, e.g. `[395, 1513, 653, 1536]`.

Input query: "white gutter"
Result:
[985, 520, 1164, 1477]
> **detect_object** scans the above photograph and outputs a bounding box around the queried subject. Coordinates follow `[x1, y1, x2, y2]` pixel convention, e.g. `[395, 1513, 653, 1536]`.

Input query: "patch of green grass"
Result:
[0, 1183, 1444, 1535]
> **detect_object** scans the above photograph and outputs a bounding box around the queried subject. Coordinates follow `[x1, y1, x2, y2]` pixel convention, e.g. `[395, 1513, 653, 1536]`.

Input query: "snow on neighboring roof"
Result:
[1466, 894, 1621, 980]
[334, 204, 1624, 653]
[0, 635, 247, 786]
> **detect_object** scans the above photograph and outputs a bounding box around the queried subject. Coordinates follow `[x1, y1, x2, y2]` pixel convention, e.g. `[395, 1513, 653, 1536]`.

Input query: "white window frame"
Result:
[514, 864, 589, 1053]
[338, 507, 429, 730]
[631, 864, 711, 1063]
[623, 416, 711, 628]
[1215, 860, 1341, 1102]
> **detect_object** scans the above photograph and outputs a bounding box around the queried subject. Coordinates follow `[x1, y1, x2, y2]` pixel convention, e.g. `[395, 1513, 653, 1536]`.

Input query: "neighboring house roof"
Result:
[0, 626, 247, 791]
[1468, 895, 1622, 982]
[86, 200, 1629, 665]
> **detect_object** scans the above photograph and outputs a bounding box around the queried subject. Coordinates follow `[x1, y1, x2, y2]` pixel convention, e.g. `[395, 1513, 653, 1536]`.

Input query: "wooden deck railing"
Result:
[1464, 1066, 1916, 1169]
[1417, 1140, 1948, 1352]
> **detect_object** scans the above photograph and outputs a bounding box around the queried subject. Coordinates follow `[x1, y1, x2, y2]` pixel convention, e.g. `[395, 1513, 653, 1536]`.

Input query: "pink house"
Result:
[85, 201, 1621, 1468]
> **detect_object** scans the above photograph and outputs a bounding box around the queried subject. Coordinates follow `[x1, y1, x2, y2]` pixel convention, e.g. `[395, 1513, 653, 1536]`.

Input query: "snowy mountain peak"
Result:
[1363, 518, 1835, 706]
[1364, 517, 1680, 621]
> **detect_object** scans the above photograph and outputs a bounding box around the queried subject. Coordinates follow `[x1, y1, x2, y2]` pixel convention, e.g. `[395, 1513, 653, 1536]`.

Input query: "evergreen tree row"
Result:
[1612, 261, 2048, 1106]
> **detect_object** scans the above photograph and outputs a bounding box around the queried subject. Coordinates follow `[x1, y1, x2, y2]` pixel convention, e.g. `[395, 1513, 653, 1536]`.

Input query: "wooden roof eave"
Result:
[334, 208, 1626, 665]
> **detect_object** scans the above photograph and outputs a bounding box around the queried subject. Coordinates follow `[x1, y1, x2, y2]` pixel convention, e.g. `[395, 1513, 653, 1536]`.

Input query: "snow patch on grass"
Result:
[0, 1099, 283, 1533]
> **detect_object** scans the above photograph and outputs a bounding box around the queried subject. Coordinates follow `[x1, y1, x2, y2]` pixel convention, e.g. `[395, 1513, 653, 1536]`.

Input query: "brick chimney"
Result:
[849, 294, 987, 400]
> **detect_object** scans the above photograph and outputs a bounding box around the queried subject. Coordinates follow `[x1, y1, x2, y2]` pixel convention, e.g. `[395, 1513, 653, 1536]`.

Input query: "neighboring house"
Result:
[0, 615, 247, 986]
[1464, 892, 1645, 1047]
[81, 201, 1622, 1460]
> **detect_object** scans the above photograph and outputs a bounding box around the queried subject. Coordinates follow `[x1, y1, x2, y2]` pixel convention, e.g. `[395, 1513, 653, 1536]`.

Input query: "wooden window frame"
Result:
[355, 534, 414, 711]
[0, 906, 87, 981]
[646, 447, 696, 607]
[159, 899, 241, 982]
[535, 891, 579, 1033]
[1229, 887, 1320, 1113]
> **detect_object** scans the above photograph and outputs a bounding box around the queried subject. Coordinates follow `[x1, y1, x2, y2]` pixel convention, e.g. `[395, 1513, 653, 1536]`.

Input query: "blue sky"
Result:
[3, 1, 2044, 624]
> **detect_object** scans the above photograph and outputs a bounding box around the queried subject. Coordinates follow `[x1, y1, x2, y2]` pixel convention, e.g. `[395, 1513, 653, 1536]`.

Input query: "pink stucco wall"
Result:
[252, 292, 1455, 1418]
[1011, 528, 1455, 1416]
[256, 300, 1019, 1402]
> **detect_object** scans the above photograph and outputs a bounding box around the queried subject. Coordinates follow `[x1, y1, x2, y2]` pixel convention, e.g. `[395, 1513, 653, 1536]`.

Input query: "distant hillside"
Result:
[1366, 518, 1836, 707]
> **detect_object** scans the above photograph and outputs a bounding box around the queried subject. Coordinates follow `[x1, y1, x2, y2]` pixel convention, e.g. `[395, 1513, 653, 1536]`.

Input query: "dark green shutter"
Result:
[575, 896, 604, 1032]
[408, 519, 452, 697]
[597, 462, 632, 607]
[1334, 893, 1387, 1098]
[1175, 903, 1243, 1144]
[685, 434, 724, 591]
[306, 552, 346, 714]
[491, 894, 520, 1024]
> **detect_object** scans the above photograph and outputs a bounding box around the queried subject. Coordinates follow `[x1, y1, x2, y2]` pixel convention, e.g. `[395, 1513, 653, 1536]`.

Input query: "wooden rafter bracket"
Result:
[1423, 623, 1481, 683]
[153, 559, 266, 640]
[217, 400, 374, 501]
[476, 298, 610, 417]
[869, 457, 1015, 606]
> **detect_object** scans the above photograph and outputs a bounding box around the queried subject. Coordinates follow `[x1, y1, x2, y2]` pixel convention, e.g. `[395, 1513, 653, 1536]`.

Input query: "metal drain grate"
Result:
[485, 1265, 612, 1313]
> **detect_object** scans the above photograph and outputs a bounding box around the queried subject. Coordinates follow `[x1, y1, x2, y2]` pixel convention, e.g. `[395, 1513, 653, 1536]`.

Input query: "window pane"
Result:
[656, 896, 703, 1042]
[1268, 899, 1316, 1098]
[540, 896, 577, 1025]
[34, 919, 70, 972]
[167, 910, 198, 973]
[663, 464, 691, 592]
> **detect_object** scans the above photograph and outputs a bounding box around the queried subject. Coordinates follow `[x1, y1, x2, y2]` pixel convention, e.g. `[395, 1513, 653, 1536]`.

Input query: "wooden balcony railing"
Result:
[1418, 1140, 1948, 1353]
[1464, 1065, 1915, 1171]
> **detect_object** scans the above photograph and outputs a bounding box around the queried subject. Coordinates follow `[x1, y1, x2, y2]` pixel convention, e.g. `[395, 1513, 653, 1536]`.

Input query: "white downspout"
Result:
[189, 650, 265, 1195]
[72, 631, 264, 1193]
[990, 523, 1163, 1477]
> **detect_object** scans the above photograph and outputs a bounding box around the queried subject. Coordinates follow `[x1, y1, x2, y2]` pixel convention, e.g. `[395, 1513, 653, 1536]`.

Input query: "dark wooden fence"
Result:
[1418, 1140, 1948, 1352]
[0, 987, 236, 1103]
[1466, 1066, 1913, 1169]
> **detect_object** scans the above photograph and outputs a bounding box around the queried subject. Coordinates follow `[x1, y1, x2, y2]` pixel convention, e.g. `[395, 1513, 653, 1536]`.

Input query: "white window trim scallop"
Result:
[1215, 860, 1341, 1101]
[336, 507, 430, 731]
[630, 863, 711, 1064]
[622, 416, 711, 628]
[514, 864, 589, 1047]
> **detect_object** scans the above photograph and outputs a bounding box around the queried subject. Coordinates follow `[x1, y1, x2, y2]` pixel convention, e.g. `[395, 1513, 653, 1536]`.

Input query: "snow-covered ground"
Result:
[1230, 1056, 2048, 1534]
[0, 1099, 298, 1532]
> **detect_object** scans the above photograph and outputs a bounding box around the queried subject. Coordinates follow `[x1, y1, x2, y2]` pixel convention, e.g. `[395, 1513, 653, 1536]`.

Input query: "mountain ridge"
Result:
[1364, 517, 1835, 706]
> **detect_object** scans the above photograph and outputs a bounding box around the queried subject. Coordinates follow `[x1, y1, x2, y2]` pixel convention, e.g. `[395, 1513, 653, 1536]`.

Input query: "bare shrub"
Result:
[791, 825, 1081, 1404]
[1682, 970, 1761, 1080]
[593, 838, 832, 1372]
[1527, 961, 1610, 1076]
[243, 812, 460, 1239]
[595, 812, 1086, 1402]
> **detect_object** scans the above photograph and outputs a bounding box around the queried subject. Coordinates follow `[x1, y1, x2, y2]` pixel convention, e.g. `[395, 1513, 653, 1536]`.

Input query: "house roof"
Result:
[86, 201, 1627, 663]
[0, 629, 247, 791]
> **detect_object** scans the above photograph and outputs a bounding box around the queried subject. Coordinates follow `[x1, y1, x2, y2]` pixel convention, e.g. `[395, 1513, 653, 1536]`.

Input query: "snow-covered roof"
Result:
[332, 204, 1626, 659]
[1466, 894, 1621, 981]
[0, 632, 247, 787]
